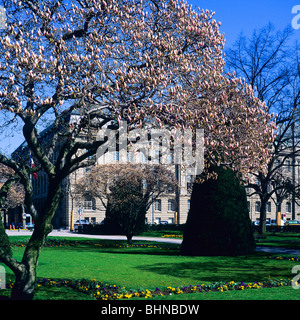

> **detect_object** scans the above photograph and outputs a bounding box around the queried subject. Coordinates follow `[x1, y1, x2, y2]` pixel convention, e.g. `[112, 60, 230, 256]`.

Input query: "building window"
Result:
[127, 151, 133, 162]
[267, 202, 271, 213]
[286, 201, 291, 213]
[187, 199, 191, 211]
[187, 175, 193, 190]
[84, 197, 96, 210]
[286, 160, 291, 172]
[91, 217, 96, 224]
[140, 152, 147, 163]
[155, 217, 161, 224]
[168, 218, 174, 224]
[142, 179, 147, 190]
[154, 199, 161, 211]
[41, 176, 44, 194]
[153, 150, 160, 164]
[112, 151, 119, 162]
[255, 201, 261, 212]
[167, 153, 174, 164]
[168, 199, 176, 211]
[52, 150, 59, 162]
[167, 184, 175, 194]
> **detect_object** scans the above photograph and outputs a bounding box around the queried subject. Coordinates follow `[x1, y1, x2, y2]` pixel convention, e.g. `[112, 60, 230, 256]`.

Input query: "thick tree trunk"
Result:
[11, 260, 36, 300]
[258, 199, 268, 238]
[126, 234, 133, 245]
[10, 183, 61, 300]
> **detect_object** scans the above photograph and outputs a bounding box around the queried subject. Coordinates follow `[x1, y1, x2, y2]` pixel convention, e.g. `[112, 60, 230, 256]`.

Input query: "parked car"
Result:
[285, 220, 300, 226]
[74, 219, 89, 232]
[253, 220, 282, 226]
[26, 222, 34, 231]
[270, 219, 285, 226]
[159, 221, 169, 225]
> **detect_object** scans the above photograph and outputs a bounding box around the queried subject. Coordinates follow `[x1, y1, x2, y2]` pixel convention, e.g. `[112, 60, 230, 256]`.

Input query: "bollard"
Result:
[0, 265, 5, 290]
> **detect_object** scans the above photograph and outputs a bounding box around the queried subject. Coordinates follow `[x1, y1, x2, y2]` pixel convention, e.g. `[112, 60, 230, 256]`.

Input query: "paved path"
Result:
[6, 229, 183, 244]
[255, 246, 300, 256]
[6, 229, 300, 255]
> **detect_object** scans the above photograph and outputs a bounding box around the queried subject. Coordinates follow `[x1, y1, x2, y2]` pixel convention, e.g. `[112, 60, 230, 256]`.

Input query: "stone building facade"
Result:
[246, 156, 300, 225]
[45, 156, 300, 229]
[59, 151, 193, 229]
[8, 115, 300, 229]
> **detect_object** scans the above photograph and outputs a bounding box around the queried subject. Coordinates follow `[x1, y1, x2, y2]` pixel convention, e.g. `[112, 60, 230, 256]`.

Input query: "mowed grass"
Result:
[4, 237, 300, 287]
[1, 235, 300, 300]
[257, 232, 300, 249]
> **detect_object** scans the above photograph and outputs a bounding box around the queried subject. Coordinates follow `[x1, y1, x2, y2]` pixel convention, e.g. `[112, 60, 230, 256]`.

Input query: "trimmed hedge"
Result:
[78, 222, 186, 235]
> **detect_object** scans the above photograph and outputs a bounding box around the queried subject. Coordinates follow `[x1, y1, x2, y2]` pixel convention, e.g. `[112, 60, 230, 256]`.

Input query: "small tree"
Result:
[75, 164, 177, 244]
[181, 165, 255, 256]
[0, 164, 24, 211]
[0, 171, 16, 258]
[105, 174, 149, 244]
[0, 164, 25, 229]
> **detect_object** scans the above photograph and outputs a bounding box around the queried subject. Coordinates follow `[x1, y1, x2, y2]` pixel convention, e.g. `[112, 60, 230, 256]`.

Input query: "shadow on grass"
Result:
[134, 253, 293, 284]
[37, 241, 182, 257]
[96, 245, 181, 256]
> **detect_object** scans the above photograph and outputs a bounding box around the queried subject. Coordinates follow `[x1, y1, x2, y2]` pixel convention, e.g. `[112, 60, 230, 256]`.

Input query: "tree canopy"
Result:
[0, 0, 274, 299]
[75, 163, 177, 243]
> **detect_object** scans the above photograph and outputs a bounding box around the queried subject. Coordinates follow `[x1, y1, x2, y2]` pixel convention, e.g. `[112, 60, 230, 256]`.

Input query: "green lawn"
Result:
[1, 236, 300, 300]
[5, 237, 299, 286]
[256, 232, 300, 249]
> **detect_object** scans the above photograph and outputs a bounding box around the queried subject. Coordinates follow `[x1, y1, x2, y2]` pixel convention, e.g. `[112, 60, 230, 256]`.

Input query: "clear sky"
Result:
[1, 0, 299, 155]
[187, 0, 299, 47]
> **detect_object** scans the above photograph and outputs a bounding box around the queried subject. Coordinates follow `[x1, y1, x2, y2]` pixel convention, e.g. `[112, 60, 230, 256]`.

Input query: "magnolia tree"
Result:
[75, 164, 177, 244]
[0, 0, 273, 299]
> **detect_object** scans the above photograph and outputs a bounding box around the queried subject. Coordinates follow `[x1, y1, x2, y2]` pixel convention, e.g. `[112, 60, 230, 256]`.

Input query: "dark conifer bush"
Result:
[181, 165, 256, 256]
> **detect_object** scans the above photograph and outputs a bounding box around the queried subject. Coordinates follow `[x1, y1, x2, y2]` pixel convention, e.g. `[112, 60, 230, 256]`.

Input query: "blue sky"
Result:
[1, 0, 300, 155]
[187, 0, 299, 47]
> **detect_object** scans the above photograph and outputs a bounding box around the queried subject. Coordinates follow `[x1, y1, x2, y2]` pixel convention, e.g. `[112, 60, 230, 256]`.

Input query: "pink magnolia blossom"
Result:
[0, 0, 273, 177]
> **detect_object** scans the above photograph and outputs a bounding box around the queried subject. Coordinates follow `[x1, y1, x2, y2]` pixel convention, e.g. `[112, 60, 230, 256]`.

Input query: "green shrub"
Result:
[181, 165, 256, 256]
